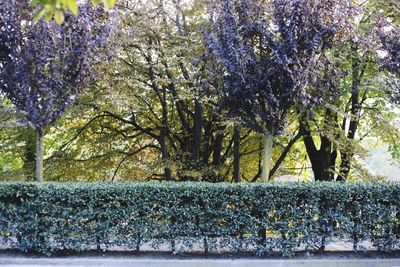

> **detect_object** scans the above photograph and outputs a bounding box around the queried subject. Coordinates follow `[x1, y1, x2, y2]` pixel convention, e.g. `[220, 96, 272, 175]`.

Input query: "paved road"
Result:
[1, 258, 400, 267]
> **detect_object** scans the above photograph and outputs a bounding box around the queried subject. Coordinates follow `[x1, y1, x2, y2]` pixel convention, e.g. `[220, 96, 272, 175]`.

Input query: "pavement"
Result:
[1, 257, 400, 267]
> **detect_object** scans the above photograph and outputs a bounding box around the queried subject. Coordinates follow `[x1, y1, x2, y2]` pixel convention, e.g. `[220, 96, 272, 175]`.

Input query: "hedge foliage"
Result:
[0, 182, 399, 256]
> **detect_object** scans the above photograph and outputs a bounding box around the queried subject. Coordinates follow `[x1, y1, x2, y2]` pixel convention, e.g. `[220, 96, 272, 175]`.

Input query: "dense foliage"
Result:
[32, 0, 117, 23]
[0, 0, 116, 181]
[206, 0, 353, 181]
[0, 182, 399, 256]
[0, 0, 399, 183]
[207, 0, 351, 134]
[0, 1, 113, 129]
[379, 25, 400, 103]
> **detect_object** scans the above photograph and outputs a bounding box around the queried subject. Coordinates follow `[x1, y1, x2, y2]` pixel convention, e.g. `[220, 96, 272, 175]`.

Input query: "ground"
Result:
[1, 251, 400, 267]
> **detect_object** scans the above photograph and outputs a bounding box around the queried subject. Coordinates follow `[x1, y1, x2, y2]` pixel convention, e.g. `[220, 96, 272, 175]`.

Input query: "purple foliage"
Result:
[0, 0, 116, 129]
[379, 26, 400, 103]
[380, 28, 400, 75]
[206, 0, 352, 134]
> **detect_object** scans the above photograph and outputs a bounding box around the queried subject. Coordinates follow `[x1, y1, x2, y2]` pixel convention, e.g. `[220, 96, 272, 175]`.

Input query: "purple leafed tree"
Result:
[379, 26, 400, 103]
[0, 1, 116, 181]
[206, 0, 352, 181]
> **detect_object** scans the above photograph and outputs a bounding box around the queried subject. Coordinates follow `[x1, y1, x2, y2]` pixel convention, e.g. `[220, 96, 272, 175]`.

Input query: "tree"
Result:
[206, 0, 352, 182]
[3, 0, 265, 183]
[0, 1, 115, 181]
[299, 0, 400, 181]
[74, 0, 234, 182]
[379, 23, 400, 102]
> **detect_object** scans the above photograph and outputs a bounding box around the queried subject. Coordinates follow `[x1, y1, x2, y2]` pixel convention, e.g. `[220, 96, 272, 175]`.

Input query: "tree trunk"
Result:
[268, 131, 302, 179]
[338, 152, 350, 182]
[160, 79, 172, 181]
[160, 137, 172, 181]
[192, 97, 202, 162]
[260, 132, 273, 182]
[202, 122, 212, 165]
[233, 125, 240, 183]
[35, 127, 44, 182]
[310, 155, 336, 181]
[338, 44, 362, 181]
[212, 125, 225, 167]
[23, 128, 36, 178]
[300, 115, 337, 181]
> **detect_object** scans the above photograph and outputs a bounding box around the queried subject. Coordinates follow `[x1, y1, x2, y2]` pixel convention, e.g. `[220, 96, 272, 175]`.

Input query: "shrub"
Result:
[0, 182, 399, 255]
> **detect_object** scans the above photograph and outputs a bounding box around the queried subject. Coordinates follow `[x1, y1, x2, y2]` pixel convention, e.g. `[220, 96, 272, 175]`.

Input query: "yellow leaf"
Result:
[54, 9, 65, 24]
[67, 0, 78, 15]
[44, 5, 54, 20]
[103, 0, 116, 10]
[91, 0, 101, 6]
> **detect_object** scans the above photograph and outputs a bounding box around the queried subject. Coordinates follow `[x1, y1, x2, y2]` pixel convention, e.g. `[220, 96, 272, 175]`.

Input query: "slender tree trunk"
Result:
[212, 126, 225, 167]
[268, 131, 302, 179]
[233, 125, 241, 183]
[192, 97, 202, 162]
[337, 153, 350, 181]
[260, 132, 273, 182]
[160, 136, 172, 181]
[35, 127, 44, 182]
[338, 44, 362, 181]
[160, 85, 172, 181]
[23, 128, 36, 178]
[202, 122, 212, 165]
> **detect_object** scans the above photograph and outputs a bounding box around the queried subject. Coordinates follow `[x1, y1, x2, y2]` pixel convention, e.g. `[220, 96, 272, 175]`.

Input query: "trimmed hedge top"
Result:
[0, 182, 399, 256]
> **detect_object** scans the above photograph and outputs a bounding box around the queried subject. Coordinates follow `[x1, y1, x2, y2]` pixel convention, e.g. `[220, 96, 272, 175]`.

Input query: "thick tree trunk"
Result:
[260, 132, 273, 182]
[233, 125, 241, 183]
[300, 115, 337, 181]
[310, 155, 336, 181]
[35, 127, 44, 182]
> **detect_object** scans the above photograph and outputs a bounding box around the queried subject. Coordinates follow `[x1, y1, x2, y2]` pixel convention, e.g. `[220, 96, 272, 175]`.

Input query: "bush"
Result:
[0, 182, 399, 255]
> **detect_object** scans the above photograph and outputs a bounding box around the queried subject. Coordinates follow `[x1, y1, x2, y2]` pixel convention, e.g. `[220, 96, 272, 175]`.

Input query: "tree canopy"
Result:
[0, 0, 116, 181]
[0, 0, 399, 183]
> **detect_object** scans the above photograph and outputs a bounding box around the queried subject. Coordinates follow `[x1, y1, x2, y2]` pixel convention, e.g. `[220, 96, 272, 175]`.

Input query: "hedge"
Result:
[0, 182, 399, 256]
